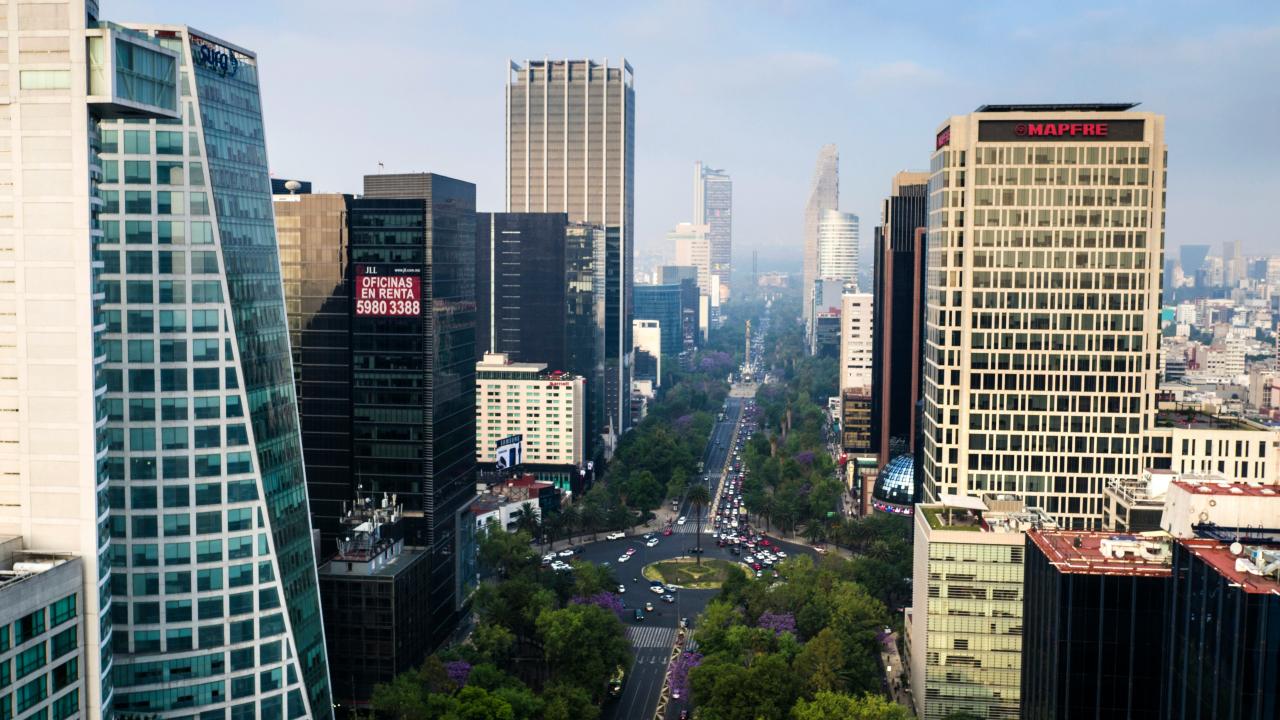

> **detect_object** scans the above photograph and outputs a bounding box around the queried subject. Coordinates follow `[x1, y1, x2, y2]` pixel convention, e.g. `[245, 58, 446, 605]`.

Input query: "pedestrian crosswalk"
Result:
[626, 626, 676, 648]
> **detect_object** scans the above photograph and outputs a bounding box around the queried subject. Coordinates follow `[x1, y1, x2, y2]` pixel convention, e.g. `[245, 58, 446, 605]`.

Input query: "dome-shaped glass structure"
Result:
[871, 454, 915, 515]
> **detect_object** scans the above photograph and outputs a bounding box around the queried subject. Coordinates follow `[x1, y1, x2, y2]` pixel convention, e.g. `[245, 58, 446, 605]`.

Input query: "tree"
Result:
[477, 522, 537, 580]
[792, 628, 847, 696]
[540, 683, 600, 720]
[513, 502, 540, 537]
[536, 604, 631, 700]
[687, 481, 711, 564]
[790, 692, 913, 720]
[579, 499, 606, 542]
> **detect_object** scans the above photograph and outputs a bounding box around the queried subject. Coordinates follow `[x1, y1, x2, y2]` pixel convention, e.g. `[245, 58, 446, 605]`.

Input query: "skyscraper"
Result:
[506, 60, 634, 440]
[872, 171, 929, 468]
[694, 162, 732, 296]
[817, 209, 860, 288]
[95, 24, 334, 718]
[802, 144, 839, 332]
[922, 104, 1167, 529]
[670, 222, 712, 297]
[475, 212, 569, 370]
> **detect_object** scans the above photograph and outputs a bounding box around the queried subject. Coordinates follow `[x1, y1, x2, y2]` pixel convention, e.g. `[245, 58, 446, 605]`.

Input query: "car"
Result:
[663, 528, 673, 536]
[606, 531, 626, 540]
[776, 551, 787, 558]
[617, 554, 631, 563]
[558, 549, 574, 558]
[680, 617, 690, 629]
[645, 538, 659, 548]
[730, 546, 741, 555]
[644, 602, 655, 612]
[633, 609, 645, 622]
[752, 563, 762, 571]
[677, 516, 687, 526]
[755, 570, 763, 578]
[661, 594, 675, 603]
[650, 585, 666, 595]
[541, 553, 555, 565]
[625, 547, 636, 555]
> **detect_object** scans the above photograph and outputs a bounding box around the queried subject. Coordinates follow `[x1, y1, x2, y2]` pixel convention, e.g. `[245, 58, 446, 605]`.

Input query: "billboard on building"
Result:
[495, 434, 524, 469]
[355, 264, 421, 316]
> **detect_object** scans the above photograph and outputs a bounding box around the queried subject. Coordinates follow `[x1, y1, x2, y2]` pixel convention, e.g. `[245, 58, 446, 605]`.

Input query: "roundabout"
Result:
[641, 557, 750, 590]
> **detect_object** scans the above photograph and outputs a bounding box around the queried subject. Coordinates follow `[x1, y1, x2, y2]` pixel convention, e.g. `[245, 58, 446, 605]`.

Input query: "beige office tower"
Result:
[922, 105, 1167, 529]
[0, 4, 184, 716]
[506, 59, 634, 437]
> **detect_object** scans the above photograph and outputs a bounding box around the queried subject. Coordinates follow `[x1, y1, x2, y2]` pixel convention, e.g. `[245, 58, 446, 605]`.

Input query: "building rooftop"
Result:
[1154, 408, 1260, 430]
[975, 103, 1140, 113]
[0, 537, 79, 592]
[320, 544, 427, 578]
[1171, 479, 1280, 498]
[1181, 539, 1280, 596]
[922, 496, 1057, 533]
[1028, 531, 1173, 578]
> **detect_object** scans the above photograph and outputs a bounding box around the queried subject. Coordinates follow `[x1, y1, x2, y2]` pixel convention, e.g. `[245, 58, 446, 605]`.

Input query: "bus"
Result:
[608, 665, 626, 698]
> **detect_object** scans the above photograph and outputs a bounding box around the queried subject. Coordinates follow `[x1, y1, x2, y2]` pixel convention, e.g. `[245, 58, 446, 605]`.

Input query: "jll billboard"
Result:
[355, 264, 421, 316]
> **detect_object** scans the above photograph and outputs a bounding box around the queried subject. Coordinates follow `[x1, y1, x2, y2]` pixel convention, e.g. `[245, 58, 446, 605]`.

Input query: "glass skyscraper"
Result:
[97, 26, 331, 720]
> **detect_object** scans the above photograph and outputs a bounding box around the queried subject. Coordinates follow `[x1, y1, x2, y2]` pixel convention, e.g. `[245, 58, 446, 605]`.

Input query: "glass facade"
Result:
[98, 28, 330, 720]
[474, 213, 569, 370]
[634, 284, 683, 359]
[871, 454, 915, 514]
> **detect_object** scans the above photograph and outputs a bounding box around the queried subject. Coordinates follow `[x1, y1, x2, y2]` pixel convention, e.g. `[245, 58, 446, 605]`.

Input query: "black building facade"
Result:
[1022, 532, 1170, 720]
[871, 173, 928, 468]
[474, 212, 569, 370]
[1163, 540, 1280, 720]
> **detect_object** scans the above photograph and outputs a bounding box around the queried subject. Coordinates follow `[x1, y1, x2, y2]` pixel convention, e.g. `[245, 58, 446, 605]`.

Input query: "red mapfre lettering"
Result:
[1026, 122, 1109, 137]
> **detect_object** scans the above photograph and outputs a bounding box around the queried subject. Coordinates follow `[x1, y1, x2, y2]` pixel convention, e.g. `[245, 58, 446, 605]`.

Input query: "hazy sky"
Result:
[112, 0, 1279, 268]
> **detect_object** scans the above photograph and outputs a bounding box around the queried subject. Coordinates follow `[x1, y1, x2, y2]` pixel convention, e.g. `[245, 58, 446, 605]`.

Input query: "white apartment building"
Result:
[839, 293, 873, 391]
[633, 318, 662, 387]
[817, 209, 860, 289]
[476, 353, 585, 467]
[922, 104, 1167, 529]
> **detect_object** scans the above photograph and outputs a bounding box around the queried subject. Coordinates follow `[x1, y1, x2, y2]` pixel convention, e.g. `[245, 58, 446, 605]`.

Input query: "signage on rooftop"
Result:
[190, 34, 243, 78]
[978, 119, 1144, 142]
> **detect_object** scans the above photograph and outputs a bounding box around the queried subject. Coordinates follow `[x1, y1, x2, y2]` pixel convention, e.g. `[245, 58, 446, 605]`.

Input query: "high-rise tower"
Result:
[506, 59, 634, 441]
[694, 162, 732, 298]
[921, 104, 1167, 529]
[802, 145, 839, 333]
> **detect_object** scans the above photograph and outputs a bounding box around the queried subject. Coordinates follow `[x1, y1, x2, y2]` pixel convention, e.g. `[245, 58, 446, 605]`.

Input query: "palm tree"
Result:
[687, 482, 711, 565]
[559, 505, 581, 545]
[514, 502, 540, 537]
[581, 501, 606, 541]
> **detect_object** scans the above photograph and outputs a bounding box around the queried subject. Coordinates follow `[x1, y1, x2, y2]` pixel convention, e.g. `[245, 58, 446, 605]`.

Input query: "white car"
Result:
[646, 538, 659, 548]
[650, 585, 666, 595]
[550, 561, 572, 571]
[557, 549, 575, 558]
[617, 584, 627, 593]
[677, 516, 687, 526]
[541, 553, 555, 565]
[618, 554, 631, 563]
[607, 531, 626, 540]
[776, 551, 787, 558]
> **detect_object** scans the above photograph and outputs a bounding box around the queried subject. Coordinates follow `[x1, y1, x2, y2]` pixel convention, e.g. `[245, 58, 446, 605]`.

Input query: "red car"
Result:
[663, 528, 673, 536]
[752, 563, 762, 571]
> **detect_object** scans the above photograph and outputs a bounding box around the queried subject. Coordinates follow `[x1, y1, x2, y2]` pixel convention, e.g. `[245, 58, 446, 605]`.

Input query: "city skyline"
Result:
[106, 1, 1280, 264]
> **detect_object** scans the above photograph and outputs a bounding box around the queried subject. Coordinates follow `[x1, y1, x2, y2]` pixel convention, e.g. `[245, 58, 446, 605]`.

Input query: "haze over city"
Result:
[111, 0, 1280, 263]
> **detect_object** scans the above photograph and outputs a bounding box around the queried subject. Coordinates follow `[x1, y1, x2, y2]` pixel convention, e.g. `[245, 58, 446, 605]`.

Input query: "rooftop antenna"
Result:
[377, 161, 385, 174]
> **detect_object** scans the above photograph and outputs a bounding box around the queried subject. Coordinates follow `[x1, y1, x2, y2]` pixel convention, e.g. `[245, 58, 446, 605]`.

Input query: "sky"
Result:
[112, 0, 1280, 270]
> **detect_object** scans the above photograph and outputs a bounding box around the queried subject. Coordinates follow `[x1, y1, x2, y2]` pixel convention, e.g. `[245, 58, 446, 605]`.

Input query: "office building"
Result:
[274, 189, 354, 548]
[634, 284, 684, 359]
[633, 319, 662, 387]
[506, 60, 634, 441]
[872, 172, 929, 467]
[318, 502, 430, 709]
[1021, 531, 1171, 720]
[817, 209, 860, 289]
[1142, 408, 1278, 482]
[694, 162, 732, 292]
[0, 539, 85, 720]
[349, 173, 477, 648]
[909, 497, 1056, 720]
[803, 145, 839, 331]
[922, 104, 1167, 529]
[95, 25, 335, 718]
[1179, 244, 1209, 284]
[658, 266, 702, 351]
[813, 310, 841, 359]
[475, 353, 585, 469]
[1163, 540, 1280, 719]
[839, 293, 873, 392]
[671, 222, 712, 297]
[475, 212, 569, 370]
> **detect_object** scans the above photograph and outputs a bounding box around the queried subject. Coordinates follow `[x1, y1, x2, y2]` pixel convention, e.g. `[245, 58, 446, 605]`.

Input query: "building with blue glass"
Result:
[95, 25, 331, 720]
[634, 284, 683, 359]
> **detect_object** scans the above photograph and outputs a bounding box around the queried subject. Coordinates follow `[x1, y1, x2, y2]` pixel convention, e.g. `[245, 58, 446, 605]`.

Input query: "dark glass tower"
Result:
[871, 172, 929, 468]
[350, 173, 477, 647]
[634, 284, 683, 360]
[474, 212, 569, 370]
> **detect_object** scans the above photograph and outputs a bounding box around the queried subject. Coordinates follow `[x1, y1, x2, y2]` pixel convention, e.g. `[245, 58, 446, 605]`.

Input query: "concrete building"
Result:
[506, 60, 634, 442]
[803, 145, 839, 332]
[922, 104, 1168, 529]
[694, 162, 732, 287]
[817, 209, 860, 290]
[909, 496, 1056, 720]
[671, 222, 712, 297]
[475, 354, 585, 469]
[0, 538, 85, 720]
[1143, 408, 1278, 482]
[839, 293, 874, 392]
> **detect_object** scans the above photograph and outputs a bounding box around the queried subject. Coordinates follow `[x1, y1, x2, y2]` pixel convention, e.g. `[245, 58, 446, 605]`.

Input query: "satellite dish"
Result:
[1230, 542, 1243, 556]
[284, 179, 302, 194]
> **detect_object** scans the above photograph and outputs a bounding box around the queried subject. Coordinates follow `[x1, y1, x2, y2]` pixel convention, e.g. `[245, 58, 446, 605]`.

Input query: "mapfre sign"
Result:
[979, 119, 1144, 142]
